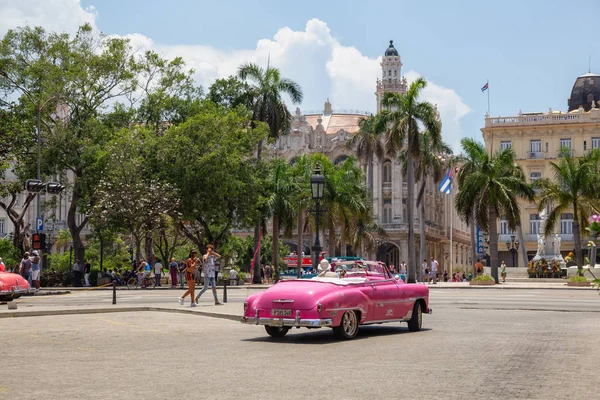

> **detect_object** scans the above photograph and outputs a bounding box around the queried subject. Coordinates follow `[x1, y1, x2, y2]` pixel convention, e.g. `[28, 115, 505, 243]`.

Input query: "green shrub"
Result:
[569, 275, 589, 283]
[0, 239, 21, 270]
[472, 274, 494, 282]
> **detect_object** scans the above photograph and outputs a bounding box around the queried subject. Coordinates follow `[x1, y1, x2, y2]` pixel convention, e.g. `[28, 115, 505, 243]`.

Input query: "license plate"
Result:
[272, 309, 292, 317]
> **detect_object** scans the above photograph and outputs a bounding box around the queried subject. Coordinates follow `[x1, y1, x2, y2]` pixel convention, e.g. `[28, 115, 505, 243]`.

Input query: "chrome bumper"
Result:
[0, 288, 28, 296]
[241, 310, 332, 328]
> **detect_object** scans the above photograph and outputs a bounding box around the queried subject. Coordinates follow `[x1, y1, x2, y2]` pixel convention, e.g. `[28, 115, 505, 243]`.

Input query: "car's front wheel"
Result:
[333, 310, 359, 339]
[265, 325, 290, 338]
[407, 302, 422, 332]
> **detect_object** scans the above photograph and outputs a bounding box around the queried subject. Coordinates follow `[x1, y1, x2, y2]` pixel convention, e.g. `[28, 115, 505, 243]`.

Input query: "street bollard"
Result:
[112, 280, 116, 305]
[223, 277, 227, 303]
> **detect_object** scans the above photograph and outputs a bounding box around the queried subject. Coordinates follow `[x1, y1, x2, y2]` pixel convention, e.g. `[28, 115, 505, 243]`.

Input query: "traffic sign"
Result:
[36, 217, 44, 231]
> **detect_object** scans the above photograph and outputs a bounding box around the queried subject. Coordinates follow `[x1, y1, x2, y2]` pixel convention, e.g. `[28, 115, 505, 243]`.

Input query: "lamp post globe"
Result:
[310, 163, 326, 272]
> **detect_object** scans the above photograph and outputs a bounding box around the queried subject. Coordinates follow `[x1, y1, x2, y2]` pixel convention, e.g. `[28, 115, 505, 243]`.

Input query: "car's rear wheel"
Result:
[265, 325, 290, 338]
[407, 302, 422, 332]
[333, 310, 359, 339]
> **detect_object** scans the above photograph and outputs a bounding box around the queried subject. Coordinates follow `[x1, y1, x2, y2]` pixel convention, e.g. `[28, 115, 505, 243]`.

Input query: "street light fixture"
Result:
[310, 162, 326, 273]
[505, 233, 520, 268]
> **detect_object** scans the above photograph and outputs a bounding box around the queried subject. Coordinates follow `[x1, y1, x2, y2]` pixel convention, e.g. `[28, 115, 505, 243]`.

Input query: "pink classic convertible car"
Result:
[0, 270, 31, 302]
[242, 260, 431, 340]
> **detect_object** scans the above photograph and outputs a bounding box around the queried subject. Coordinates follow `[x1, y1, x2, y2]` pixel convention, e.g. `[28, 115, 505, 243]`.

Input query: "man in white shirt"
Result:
[430, 257, 439, 284]
[153, 259, 163, 287]
[421, 259, 428, 283]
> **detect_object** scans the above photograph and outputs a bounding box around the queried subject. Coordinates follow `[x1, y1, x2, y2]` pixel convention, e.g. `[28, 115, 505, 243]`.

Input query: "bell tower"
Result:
[375, 40, 407, 112]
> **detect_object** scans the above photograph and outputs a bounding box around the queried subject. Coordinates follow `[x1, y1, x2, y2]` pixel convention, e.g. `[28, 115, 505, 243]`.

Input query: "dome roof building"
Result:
[384, 40, 399, 56]
[568, 72, 600, 112]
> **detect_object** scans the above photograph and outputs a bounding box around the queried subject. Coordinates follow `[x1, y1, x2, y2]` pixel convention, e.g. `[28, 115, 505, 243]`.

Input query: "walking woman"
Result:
[500, 261, 507, 283]
[178, 251, 200, 307]
[195, 244, 223, 305]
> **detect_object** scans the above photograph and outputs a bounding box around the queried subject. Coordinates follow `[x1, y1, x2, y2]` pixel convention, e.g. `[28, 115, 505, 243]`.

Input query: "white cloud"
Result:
[0, 0, 97, 35]
[0, 2, 471, 150]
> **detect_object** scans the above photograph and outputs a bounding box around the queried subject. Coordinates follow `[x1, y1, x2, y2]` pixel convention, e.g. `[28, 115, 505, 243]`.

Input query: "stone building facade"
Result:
[273, 40, 472, 273]
[481, 72, 600, 266]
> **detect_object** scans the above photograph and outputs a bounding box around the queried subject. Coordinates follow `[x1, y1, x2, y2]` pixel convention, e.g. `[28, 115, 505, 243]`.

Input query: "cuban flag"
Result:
[439, 167, 454, 195]
[481, 82, 489, 92]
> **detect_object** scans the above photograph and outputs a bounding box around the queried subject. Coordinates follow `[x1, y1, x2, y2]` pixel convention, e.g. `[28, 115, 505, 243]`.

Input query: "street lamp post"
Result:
[505, 234, 520, 268]
[310, 163, 326, 273]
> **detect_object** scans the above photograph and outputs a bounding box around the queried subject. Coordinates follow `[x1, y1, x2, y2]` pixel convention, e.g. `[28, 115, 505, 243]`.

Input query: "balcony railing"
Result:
[557, 149, 575, 158]
[527, 151, 545, 159]
[485, 111, 597, 128]
[380, 223, 407, 230]
[560, 233, 574, 241]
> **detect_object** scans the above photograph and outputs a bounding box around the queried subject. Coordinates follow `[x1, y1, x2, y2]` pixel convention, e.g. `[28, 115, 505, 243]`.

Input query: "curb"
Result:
[0, 306, 242, 321]
[428, 286, 596, 290]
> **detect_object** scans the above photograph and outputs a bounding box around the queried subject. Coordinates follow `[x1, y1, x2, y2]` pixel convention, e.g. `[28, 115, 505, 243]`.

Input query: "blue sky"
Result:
[3, 0, 600, 150]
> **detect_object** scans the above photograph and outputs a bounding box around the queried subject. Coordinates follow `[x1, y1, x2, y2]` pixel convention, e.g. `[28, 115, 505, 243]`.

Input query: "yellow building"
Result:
[481, 72, 600, 266]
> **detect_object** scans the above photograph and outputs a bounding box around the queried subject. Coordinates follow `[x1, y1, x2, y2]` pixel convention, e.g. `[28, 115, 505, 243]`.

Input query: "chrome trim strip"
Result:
[241, 317, 333, 328]
[362, 318, 409, 325]
[272, 299, 294, 303]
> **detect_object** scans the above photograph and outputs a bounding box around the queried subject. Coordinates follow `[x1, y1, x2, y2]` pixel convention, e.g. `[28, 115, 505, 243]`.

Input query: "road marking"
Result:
[0, 386, 9, 393]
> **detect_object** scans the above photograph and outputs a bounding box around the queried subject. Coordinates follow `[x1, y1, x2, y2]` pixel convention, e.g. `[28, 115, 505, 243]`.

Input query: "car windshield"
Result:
[330, 261, 391, 279]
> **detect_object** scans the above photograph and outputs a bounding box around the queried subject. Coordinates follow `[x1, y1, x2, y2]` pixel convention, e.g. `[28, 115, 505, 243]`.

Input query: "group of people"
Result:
[178, 245, 223, 307]
[389, 257, 442, 284]
[17, 251, 42, 292]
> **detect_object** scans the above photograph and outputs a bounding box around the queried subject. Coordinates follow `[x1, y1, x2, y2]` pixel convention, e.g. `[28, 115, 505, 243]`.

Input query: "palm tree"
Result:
[290, 154, 312, 276]
[323, 156, 369, 257]
[266, 159, 298, 282]
[414, 132, 451, 268]
[455, 138, 486, 275]
[455, 140, 534, 283]
[536, 148, 600, 273]
[347, 114, 385, 193]
[378, 78, 441, 283]
[238, 62, 303, 283]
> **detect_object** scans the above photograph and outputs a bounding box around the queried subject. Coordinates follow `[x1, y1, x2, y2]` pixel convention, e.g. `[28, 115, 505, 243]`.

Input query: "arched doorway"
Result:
[376, 241, 400, 269]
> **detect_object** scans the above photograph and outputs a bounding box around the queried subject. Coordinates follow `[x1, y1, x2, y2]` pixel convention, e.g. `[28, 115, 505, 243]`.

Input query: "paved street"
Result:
[2, 305, 599, 400]
[0, 287, 599, 399]
[7, 285, 600, 314]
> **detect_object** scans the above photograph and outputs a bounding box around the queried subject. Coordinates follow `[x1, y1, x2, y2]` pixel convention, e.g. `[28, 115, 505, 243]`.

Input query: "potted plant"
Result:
[469, 274, 495, 286]
[567, 275, 590, 287]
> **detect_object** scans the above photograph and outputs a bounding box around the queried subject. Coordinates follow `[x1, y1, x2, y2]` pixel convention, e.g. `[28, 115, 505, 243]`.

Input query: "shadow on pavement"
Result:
[242, 325, 432, 345]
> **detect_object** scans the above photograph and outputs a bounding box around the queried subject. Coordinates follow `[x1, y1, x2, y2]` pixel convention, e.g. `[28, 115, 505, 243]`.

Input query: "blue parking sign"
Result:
[36, 217, 44, 231]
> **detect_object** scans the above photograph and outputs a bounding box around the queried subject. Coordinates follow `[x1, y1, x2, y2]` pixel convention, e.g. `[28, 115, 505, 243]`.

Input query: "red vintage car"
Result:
[242, 260, 431, 340]
[0, 270, 31, 302]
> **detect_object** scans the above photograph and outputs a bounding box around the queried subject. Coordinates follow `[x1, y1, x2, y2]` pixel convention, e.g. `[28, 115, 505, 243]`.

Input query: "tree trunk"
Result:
[516, 223, 528, 268]
[573, 202, 584, 275]
[273, 214, 280, 282]
[144, 230, 154, 260]
[419, 180, 426, 269]
[340, 218, 347, 257]
[489, 205, 499, 283]
[328, 225, 336, 257]
[367, 156, 374, 196]
[252, 138, 265, 284]
[67, 177, 85, 263]
[469, 213, 477, 276]
[252, 222, 262, 283]
[297, 209, 304, 279]
[406, 152, 416, 283]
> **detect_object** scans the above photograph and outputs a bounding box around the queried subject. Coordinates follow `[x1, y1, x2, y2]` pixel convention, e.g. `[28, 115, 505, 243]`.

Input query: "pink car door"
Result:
[370, 279, 403, 320]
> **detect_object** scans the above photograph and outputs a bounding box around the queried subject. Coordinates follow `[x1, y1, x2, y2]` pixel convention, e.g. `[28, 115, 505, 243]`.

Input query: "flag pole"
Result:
[487, 79, 490, 115]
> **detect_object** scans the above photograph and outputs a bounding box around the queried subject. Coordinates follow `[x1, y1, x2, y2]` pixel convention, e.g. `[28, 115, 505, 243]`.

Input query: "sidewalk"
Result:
[0, 297, 244, 320]
[38, 280, 597, 292]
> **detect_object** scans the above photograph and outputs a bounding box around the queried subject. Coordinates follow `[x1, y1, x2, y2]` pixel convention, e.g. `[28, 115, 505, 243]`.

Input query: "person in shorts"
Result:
[430, 257, 439, 284]
[30, 250, 41, 291]
[500, 261, 507, 283]
[421, 259, 428, 283]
